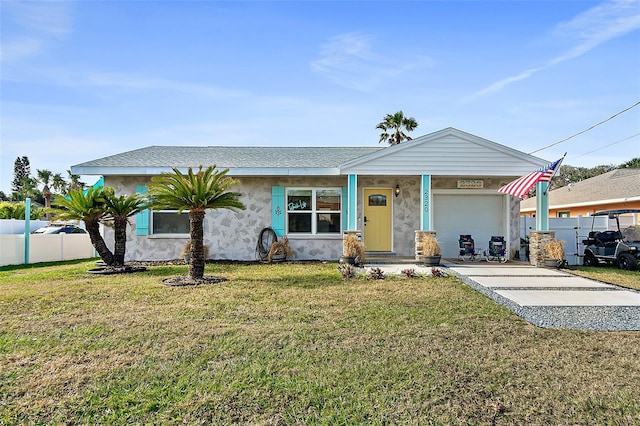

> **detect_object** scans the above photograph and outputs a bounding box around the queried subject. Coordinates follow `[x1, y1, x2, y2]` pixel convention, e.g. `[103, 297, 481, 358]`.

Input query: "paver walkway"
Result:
[366, 261, 640, 331]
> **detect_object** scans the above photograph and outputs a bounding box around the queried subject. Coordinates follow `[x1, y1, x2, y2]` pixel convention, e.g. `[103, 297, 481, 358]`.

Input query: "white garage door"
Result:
[433, 194, 505, 258]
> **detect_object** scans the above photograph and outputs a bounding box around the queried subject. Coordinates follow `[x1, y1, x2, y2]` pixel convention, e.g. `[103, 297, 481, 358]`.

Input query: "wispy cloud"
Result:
[469, 0, 640, 100]
[0, 1, 73, 61]
[311, 32, 434, 92]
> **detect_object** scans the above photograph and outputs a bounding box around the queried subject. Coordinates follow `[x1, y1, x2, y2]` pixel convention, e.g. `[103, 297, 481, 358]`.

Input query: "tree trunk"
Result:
[188, 209, 206, 280]
[112, 217, 128, 267]
[42, 185, 51, 220]
[85, 220, 116, 266]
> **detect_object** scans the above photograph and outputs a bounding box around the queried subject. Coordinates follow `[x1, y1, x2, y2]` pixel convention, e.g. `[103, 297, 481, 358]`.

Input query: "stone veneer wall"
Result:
[103, 174, 512, 261]
[529, 231, 555, 267]
[105, 175, 347, 262]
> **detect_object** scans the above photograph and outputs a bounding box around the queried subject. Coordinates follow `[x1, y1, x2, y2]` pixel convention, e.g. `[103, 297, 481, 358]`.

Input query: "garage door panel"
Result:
[433, 195, 504, 258]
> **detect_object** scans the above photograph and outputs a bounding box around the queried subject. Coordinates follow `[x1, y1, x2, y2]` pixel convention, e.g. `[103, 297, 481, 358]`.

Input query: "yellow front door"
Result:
[363, 188, 392, 252]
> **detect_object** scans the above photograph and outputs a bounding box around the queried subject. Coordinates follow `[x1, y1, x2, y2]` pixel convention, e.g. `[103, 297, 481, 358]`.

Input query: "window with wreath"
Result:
[151, 210, 190, 234]
[286, 188, 341, 234]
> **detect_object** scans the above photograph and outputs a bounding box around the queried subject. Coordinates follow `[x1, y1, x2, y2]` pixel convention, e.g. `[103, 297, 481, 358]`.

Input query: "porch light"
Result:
[395, 184, 400, 197]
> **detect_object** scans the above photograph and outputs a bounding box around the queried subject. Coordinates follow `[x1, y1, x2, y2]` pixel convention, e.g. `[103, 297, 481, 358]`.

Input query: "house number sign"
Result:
[457, 180, 484, 189]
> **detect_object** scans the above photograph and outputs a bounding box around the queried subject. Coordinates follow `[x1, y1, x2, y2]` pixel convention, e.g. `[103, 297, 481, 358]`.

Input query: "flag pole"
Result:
[543, 152, 567, 196]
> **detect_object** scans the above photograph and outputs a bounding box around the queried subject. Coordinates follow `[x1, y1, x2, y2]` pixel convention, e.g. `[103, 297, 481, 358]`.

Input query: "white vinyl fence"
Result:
[0, 219, 96, 267]
[520, 215, 611, 265]
[0, 219, 49, 234]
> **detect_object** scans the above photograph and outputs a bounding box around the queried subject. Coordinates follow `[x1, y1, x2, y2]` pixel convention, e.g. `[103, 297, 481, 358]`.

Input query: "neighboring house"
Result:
[71, 127, 549, 261]
[521, 168, 640, 218]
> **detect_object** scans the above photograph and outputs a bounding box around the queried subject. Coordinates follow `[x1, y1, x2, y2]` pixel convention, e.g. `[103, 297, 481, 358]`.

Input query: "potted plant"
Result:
[419, 234, 441, 266]
[181, 240, 209, 264]
[543, 239, 565, 268]
[268, 237, 294, 262]
[341, 233, 365, 266]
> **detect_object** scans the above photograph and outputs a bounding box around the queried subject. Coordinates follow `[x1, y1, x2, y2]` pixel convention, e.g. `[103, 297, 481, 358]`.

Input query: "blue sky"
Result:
[1, 0, 639, 194]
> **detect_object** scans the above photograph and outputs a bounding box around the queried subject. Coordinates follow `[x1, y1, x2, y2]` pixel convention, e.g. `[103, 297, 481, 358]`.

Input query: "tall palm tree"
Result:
[67, 170, 85, 192]
[101, 189, 145, 266]
[376, 111, 419, 146]
[37, 169, 53, 219]
[52, 173, 67, 195]
[148, 165, 245, 281]
[53, 187, 116, 266]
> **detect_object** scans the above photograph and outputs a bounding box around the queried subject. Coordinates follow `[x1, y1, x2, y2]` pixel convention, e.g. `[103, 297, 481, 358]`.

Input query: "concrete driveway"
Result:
[366, 261, 640, 331]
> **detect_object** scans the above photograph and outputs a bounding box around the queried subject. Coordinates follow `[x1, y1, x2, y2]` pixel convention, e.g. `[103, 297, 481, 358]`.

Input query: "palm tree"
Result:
[37, 169, 53, 219]
[67, 170, 85, 191]
[53, 187, 116, 266]
[52, 173, 67, 195]
[376, 111, 419, 146]
[101, 188, 145, 266]
[148, 165, 245, 281]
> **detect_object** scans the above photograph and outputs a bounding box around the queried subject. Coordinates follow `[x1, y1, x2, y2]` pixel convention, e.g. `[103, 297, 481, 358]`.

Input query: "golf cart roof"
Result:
[592, 209, 640, 217]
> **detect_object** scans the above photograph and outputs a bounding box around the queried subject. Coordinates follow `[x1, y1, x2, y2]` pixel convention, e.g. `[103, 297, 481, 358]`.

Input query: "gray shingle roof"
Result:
[521, 168, 640, 209]
[72, 146, 384, 170]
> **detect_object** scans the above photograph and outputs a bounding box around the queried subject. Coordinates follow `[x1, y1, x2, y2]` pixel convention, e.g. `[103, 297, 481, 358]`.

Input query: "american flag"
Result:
[498, 158, 562, 199]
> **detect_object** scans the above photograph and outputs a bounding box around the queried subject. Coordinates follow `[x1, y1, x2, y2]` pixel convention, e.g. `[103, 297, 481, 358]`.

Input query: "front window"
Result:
[287, 188, 341, 234]
[151, 211, 190, 234]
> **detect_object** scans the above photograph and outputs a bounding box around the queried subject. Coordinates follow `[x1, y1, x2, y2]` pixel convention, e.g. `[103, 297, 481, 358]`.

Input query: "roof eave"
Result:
[70, 166, 342, 177]
[520, 196, 640, 212]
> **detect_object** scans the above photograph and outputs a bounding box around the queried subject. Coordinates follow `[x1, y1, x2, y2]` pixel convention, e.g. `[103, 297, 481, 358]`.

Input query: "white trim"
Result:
[285, 187, 343, 235]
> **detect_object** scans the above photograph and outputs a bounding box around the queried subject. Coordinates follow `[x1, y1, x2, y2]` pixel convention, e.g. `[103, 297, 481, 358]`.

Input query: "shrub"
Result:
[337, 263, 356, 279]
[268, 237, 294, 262]
[544, 239, 565, 260]
[368, 267, 385, 280]
[343, 233, 365, 263]
[431, 268, 448, 278]
[401, 268, 418, 278]
[420, 235, 441, 256]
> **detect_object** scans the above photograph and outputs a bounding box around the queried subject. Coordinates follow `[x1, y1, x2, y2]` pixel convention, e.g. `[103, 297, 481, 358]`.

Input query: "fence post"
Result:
[24, 198, 31, 264]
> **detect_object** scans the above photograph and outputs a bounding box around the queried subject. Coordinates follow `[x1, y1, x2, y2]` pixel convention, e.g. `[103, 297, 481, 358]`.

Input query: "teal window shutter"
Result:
[135, 185, 149, 236]
[271, 186, 285, 237]
[342, 186, 348, 231]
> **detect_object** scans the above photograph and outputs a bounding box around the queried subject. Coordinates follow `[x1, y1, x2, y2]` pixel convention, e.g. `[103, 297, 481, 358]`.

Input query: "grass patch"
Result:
[1, 260, 639, 425]
[569, 266, 640, 290]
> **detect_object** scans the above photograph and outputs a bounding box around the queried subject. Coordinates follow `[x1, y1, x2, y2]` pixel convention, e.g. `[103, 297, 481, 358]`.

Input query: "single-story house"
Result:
[71, 127, 549, 262]
[521, 168, 640, 217]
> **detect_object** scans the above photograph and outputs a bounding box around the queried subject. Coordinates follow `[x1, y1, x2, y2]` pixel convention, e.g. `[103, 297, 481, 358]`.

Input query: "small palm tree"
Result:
[53, 187, 116, 266]
[376, 111, 418, 146]
[102, 188, 145, 266]
[37, 169, 53, 219]
[148, 165, 245, 281]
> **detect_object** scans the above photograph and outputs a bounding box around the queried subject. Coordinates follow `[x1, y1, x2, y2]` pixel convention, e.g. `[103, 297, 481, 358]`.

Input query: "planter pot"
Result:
[544, 258, 561, 268]
[270, 253, 287, 263]
[420, 255, 441, 266]
[339, 255, 356, 265]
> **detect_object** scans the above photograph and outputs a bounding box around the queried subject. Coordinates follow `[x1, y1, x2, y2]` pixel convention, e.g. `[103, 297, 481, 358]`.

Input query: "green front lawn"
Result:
[1, 261, 639, 425]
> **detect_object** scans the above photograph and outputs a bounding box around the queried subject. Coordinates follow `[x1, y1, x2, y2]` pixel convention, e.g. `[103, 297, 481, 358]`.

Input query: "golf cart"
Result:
[582, 209, 640, 271]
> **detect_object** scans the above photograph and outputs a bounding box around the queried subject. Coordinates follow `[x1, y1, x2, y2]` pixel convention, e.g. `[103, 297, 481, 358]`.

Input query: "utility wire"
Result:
[528, 100, 640, 155]
[572, 133, 640, 159]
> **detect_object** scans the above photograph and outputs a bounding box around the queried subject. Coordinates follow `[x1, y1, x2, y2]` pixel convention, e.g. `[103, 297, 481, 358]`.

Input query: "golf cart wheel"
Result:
[583, 252, 598, 267]
[617, 253, 638, 271]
